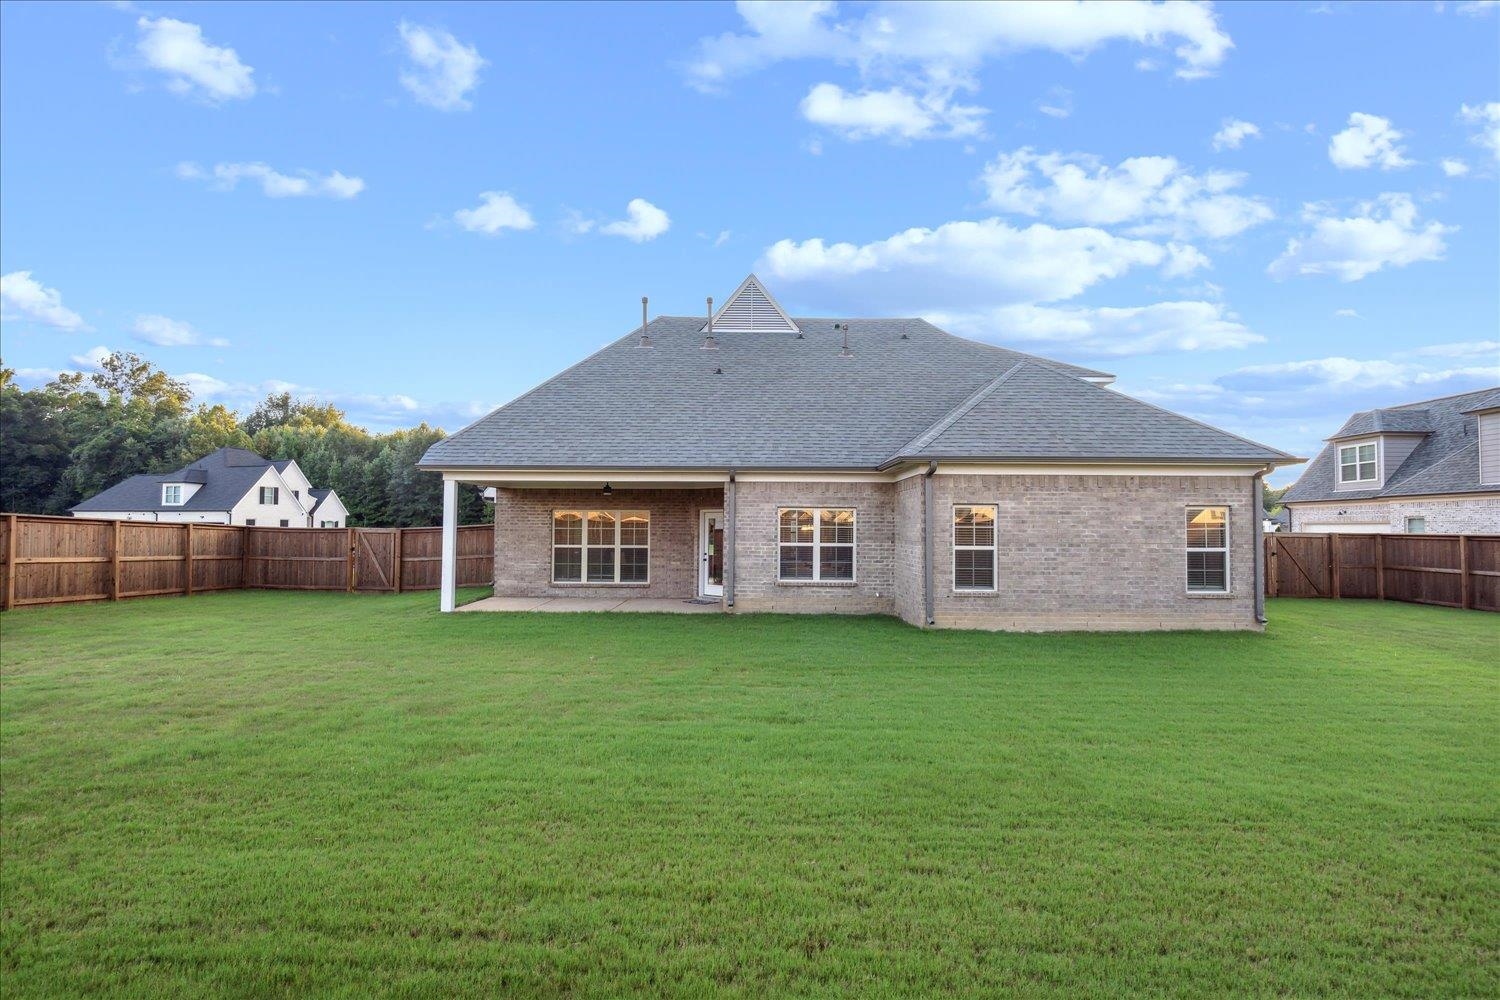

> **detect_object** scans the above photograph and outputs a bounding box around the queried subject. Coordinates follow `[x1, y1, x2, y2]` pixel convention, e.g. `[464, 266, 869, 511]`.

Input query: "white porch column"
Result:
[440, 478, 458, 613]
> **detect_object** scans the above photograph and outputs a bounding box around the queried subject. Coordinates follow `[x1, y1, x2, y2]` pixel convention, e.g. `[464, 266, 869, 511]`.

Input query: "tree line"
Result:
[0, 351, 487, 526]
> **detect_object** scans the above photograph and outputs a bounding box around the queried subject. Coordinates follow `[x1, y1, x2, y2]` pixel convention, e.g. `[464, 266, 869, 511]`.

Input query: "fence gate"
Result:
[1266, 534, 1332, 598]
[353, 528, 399, 592]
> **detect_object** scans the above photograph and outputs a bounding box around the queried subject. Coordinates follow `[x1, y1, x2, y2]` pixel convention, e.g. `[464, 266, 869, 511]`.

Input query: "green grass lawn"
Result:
[2, 593, 1496, 998]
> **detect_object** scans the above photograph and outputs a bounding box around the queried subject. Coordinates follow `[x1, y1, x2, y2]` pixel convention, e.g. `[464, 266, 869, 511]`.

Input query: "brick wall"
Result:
[492, 487, 723, 599]
[927, 474, 1260, 631]
[1289, 496, 1500, 534]
[893, 476, 925, 626]
[731, 480, 895, 615]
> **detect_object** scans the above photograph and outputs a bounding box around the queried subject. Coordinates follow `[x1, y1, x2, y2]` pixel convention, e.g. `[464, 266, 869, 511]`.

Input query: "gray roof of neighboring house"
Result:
[71, 447, 280, 514]
[308, 488, 334, 514]
[1329, 407, 1436, 439]
[419, 316, 1293, 470]
[1460, 388, 1500, 414]
[1283, 387, 1500, 503]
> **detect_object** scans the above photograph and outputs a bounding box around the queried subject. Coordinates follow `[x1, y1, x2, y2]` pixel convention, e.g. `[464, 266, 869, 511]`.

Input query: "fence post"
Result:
[1267, 537, 1279, 597]
[3, 513, 15, 611]
[394, 527, 404, 594]
[110, 519, 121, 601]
[1375, 535, 1385, 601]
[1460, 534, 1470, 611]
[347, 527, 356, 592]
[241, 525, 251, 590]
[185, 523, 194, 597]
[1330, 534, 1341, 599]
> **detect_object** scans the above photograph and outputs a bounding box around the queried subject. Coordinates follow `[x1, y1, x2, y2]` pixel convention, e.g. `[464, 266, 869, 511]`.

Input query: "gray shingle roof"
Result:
[1330, 407, 1436, 439]
[420, 316, 1292, 470]
[1283, 387, 1500, 503]
[71, 447, 279, 514]
[1460, 389, 1500, 414]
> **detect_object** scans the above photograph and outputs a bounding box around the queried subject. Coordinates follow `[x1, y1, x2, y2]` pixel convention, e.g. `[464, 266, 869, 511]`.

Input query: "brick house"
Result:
[419, 276, 1298, 631]
[1281, 388, 1500, 535]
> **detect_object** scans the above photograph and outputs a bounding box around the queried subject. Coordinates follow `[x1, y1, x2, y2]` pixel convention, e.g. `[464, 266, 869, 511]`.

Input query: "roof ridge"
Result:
[891, 364, 1024, 459]
[1389, 385, 1500, 409]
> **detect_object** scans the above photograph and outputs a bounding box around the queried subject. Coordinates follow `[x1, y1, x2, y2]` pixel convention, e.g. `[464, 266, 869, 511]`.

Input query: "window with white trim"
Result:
[778, 508, 855, 581]
[162, 484, 183, 505]
[259, 486, 279, 505]
[552, 510, 649, 584]
[1186, 506, 1229, 593]
[953, 504, 997, 591]
[1338, 442, 1377, 484]
[1405, 516, 1427, 534]
[320, 520, 340, 528]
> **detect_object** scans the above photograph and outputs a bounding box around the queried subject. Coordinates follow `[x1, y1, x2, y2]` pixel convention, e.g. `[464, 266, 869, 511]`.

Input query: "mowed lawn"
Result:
[1, 594, 1496, 998]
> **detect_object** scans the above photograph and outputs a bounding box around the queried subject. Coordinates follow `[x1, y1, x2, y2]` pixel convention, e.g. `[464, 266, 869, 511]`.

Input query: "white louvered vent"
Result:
[703, 274, 800, 334]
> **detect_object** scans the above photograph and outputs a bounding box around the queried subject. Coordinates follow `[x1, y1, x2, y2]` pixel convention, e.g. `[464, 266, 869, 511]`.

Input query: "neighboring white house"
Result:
[70, 447, 348, 527]
[1282, 388, 1500, 534]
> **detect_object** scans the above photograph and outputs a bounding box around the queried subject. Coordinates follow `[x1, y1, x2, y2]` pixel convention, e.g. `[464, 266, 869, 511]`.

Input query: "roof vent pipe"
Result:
[836, 322, 852, 359]
[702, 296, 719, 350]
[637, 296, 653, 348]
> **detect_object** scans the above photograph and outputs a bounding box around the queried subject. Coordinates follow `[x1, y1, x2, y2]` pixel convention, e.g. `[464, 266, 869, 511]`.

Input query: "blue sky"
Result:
[2, 1, 1497, 484]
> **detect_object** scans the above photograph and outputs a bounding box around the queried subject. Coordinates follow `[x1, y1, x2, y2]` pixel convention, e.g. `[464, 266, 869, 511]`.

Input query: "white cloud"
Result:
[1036, 86, 1072, 119]
[1333, 308, 1361, 318]
[453, 192, 536, 235]
[1459, 102, 1500, 162]
[929, 300, 1262, 356]
[133, 314, 228, 348]
[599, 198, 671, 242]
[687, 1, 1232, 92]
[70, 345, 112, 370]
[0, 271, 89, 331]
[980, 148, 1274, 240]
[1455, 1, 1499, 14]
[759, 217, 1188, 310]
[1327, 112, 1412, 170]
[1211, 118, 1260, 151]
[398, 22, 485, 111]
[1268, 193, 1454, 282]
[1440, 157, 1471, 177]
[800, 82, 985, 141]
[714, 229, 732, 247]
[1405, 339, 1500, 359]
[134, 16, 255, 102]
[1221, 355, 1496, 394]
[176, 161, 365, 199]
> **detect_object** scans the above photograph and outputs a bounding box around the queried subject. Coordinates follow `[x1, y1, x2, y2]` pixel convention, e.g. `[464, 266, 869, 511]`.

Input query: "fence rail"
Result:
[1265, 532, 1499, 612]
[0, 514, 492, 610]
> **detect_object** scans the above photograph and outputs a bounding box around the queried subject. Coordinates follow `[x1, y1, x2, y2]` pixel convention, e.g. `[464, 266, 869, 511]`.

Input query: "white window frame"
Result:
[259, 486, 279, 505]
[952, 503, 998, 593]
[776, 507, 857, 583]
[1404, 516, 1427, 534]
[550, 510, 650, 585]
[162, 484, 184, 506]
[1186, 505, 1230, 595]
[319, 520, 340, 528]
[1338, 441, 1378, 484]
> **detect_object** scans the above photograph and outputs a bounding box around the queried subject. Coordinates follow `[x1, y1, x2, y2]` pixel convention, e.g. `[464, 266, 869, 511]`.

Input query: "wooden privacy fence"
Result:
[1266, 532, 1500, 612]
[0, 514, 492, 610]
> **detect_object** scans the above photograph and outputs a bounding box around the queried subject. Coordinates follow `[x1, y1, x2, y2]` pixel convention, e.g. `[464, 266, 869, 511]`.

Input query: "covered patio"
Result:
[436, 471, 734, 613]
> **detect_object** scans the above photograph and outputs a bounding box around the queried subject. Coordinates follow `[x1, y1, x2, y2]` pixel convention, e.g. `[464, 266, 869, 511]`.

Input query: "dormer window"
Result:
[1338, 442, 1377, 484]
[162, 484, 184, 505]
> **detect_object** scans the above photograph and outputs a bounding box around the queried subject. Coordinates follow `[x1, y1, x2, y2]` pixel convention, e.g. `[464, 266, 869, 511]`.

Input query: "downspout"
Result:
[1253, 467, 1268, 624]
[725, 471, 736, 609]
[923, 461, 937, 626]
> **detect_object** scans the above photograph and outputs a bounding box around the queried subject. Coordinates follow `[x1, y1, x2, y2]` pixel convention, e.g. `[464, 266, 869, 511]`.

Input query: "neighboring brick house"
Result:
[1282, 388, 1500, 535]
[419, 275, 1298, 631]
[70, 447, 349, 528]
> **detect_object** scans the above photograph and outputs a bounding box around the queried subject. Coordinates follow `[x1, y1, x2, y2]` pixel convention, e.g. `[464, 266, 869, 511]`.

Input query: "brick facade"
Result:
[924, 474, 1259, 631]
[492, 474, 1263, 631]
[492, 487, 723, 599]
[730, 480, 896, 615]
[1288, 496, 1500, 534]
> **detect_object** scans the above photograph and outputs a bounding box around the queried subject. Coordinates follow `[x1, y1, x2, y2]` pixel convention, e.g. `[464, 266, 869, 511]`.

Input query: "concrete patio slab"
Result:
[457, 595, 723, 614]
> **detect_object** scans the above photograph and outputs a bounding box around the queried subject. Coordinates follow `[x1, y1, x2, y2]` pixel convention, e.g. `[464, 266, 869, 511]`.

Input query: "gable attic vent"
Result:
[702, 274, 800, 335]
